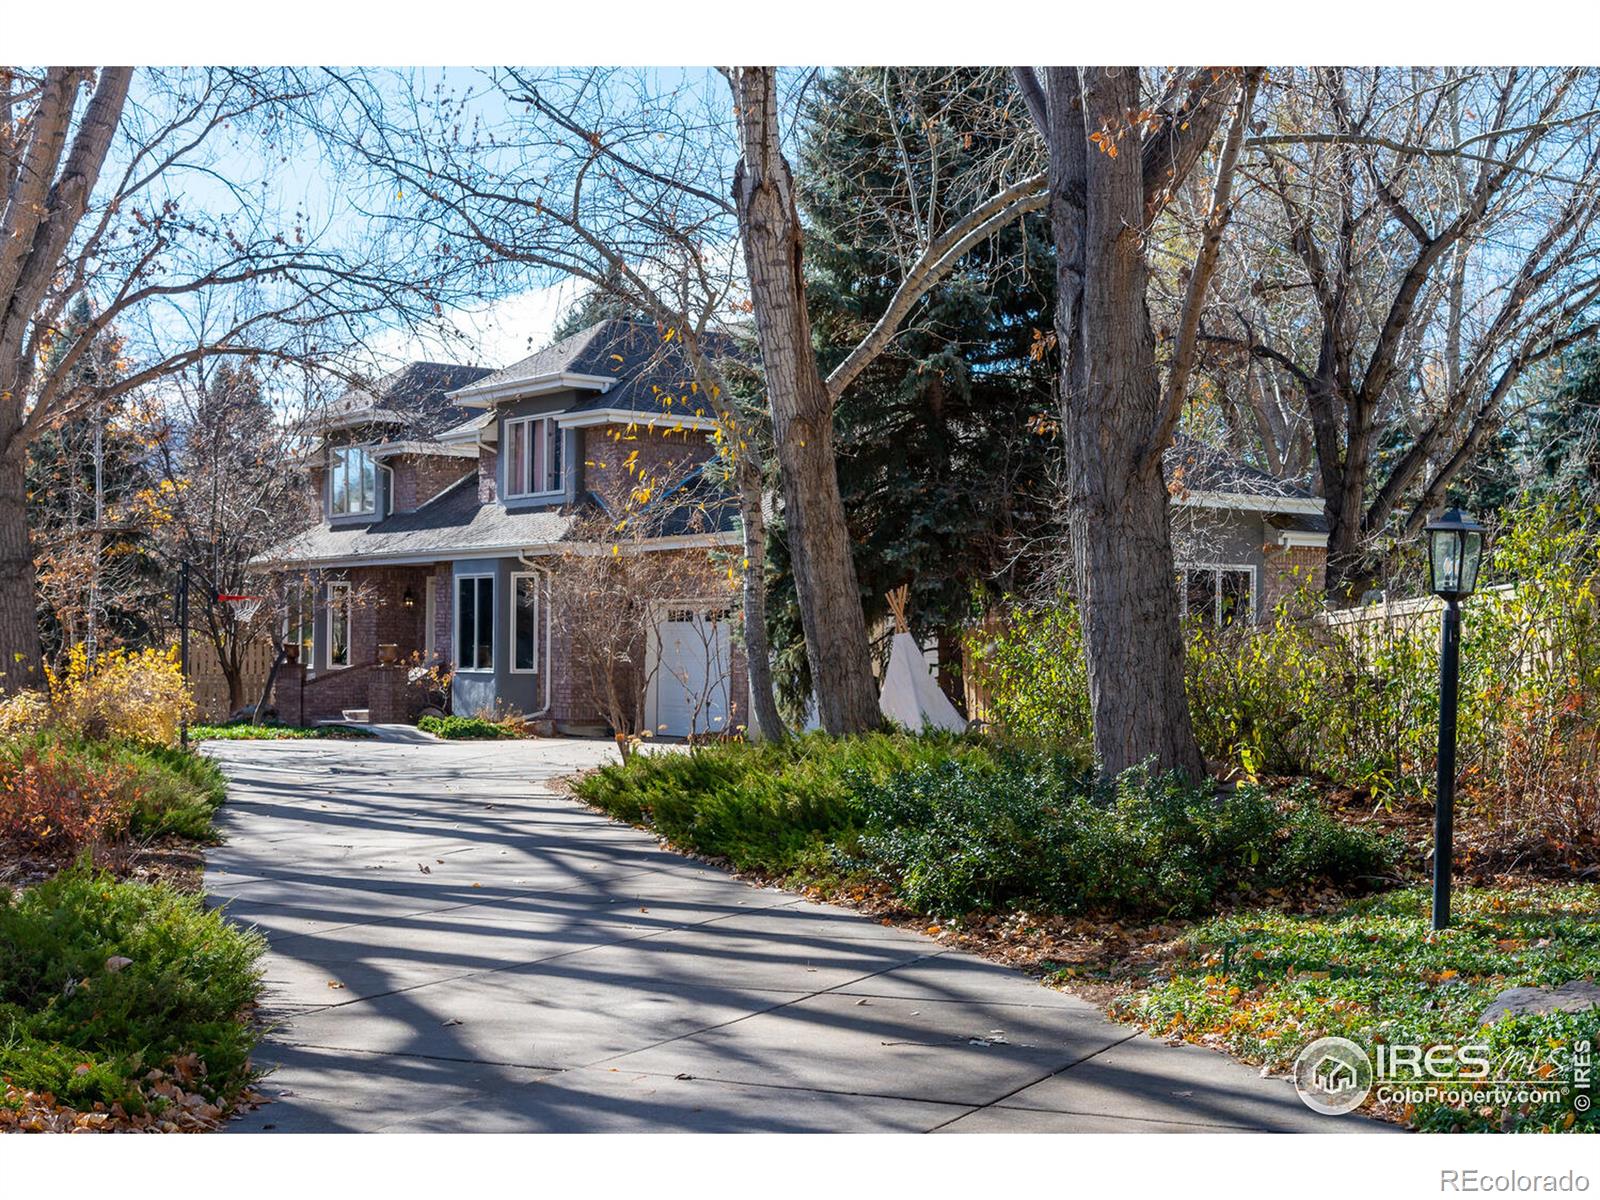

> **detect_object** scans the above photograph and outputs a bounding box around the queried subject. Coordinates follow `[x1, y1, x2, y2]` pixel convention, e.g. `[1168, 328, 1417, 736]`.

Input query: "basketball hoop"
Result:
[217, 593, 264, 623]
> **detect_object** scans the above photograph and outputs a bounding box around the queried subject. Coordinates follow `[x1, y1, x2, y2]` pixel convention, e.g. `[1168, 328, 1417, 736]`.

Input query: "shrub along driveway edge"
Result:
[203, 738, 1391, 1133]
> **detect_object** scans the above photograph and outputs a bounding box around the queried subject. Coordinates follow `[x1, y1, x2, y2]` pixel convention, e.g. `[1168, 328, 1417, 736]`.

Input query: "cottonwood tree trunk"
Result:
[1045, 66, 1207, 778]
[0, 66, 132, 694]
[0, 445, 40, 691]
[730, 67, 880, 735]
[734, 456, 788, 741]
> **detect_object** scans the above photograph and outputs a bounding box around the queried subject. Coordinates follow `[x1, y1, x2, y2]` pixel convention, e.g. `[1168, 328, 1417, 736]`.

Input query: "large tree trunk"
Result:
[1055, 67, 1205, 778]
[734, 456, 787, 741]
[0, 443, 43, 693]
[730, 67, 879, 736]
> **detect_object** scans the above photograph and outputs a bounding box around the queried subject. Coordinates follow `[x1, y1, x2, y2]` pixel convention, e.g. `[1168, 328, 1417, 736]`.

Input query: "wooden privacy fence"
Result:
[174, 634, 276, 722]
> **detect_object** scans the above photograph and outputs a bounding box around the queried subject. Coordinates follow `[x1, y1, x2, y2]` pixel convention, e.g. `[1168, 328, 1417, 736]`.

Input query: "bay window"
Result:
[504, 415, 563, 499]
[330, 445, 378, 516]
[456, 575, 494, 671]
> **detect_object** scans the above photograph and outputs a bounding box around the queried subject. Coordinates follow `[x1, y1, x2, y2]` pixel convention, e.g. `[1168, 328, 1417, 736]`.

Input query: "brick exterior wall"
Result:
[1261, 544, 1328, 615]
[477, 445, 498, 503]
[580, 426, 714, 512]
[389, 454, 474, 513]
[274, 663, 371, 724]
[272, 564, 442, 723]
[428, 571, 453, 666]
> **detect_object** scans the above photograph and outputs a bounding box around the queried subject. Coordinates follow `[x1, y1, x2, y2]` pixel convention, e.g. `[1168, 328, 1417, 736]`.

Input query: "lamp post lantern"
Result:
[1424, 507, 1485, 931]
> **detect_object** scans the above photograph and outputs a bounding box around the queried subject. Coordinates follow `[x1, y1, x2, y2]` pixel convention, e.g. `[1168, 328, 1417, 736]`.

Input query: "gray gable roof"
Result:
[320, 361, 494, 440]
[258, 466, 740, 570]
[258, 476, 573, 568]
[450, 318, 733, 421]
[1165, 433, 1317, 501]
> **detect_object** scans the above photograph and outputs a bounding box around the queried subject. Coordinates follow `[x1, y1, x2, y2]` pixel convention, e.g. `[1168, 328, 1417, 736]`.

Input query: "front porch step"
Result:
[341, 709, 371, 723]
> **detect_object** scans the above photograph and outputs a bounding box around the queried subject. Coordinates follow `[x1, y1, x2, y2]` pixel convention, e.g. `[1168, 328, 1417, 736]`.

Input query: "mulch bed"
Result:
[0, 834, 209, 897]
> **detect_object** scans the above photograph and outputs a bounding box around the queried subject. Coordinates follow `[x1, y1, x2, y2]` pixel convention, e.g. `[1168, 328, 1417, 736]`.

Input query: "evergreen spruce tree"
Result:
[775, 67, 1058, 715]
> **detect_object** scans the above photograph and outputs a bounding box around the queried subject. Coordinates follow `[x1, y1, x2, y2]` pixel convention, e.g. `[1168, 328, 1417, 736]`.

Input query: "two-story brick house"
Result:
[256, 318, 746, 736]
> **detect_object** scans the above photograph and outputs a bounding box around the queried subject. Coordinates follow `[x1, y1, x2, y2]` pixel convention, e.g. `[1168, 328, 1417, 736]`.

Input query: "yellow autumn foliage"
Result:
[42, 645, 196, 746]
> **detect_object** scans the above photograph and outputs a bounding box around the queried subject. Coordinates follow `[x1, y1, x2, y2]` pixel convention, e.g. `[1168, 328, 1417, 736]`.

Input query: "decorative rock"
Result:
[104, 956, 133, 974]
[1478, 980, 1600, 1025]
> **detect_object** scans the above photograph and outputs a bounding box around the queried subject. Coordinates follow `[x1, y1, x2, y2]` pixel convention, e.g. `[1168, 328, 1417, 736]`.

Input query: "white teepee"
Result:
[877, 587, 967, 734]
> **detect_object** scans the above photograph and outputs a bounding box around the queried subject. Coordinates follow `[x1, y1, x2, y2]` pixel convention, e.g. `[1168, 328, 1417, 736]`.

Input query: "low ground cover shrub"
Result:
[1110, 884, 1600, 1132]
[189, 720, 374, 741]
[574, 732, 986, 878]
[0, 863, 264, 1114]
[0, 736, 227, 861]
[575, 736, 1395, 914]
[849, 755, 1397, 916]
[418, 714, 521, 739]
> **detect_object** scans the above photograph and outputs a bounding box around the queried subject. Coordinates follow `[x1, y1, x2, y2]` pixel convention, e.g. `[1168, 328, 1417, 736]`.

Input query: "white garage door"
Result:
[649, 605, 733, 738]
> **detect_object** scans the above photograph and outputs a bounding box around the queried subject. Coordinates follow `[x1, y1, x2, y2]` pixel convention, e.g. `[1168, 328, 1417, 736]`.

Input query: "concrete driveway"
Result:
[203, 738, 1380, 1133]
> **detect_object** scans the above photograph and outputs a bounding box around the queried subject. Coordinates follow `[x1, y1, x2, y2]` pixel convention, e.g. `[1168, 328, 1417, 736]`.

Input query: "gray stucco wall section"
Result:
[449, 557, 545, 717]
[1172, 506, 1271, 619]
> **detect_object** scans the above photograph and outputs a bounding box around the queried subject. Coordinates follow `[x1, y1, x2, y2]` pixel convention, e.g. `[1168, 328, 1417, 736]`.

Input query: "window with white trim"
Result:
[329, 446, 378, 516]
[284, 582, 315, 666]
[503, 415, 563, 498]
[327, 581, 352, 667]
[511, 572, 541, 673]
[456, 575, 494, 671]
[1178, 566, 1255, 627]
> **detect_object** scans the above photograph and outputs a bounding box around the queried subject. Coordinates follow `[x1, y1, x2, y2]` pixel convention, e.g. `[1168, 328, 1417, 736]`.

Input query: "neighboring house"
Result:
[255, 319, 746, 736]
[1165, 434, 1329, 624]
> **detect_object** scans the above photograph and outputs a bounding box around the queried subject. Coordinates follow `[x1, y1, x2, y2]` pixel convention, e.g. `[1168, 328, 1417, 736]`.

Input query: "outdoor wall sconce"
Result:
[403, 587, 417, 610]
[1423, 506, 1486, 931]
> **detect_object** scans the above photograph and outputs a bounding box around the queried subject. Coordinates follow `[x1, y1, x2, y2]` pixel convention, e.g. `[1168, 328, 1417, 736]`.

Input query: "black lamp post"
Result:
[1424, 507, 1486, 931]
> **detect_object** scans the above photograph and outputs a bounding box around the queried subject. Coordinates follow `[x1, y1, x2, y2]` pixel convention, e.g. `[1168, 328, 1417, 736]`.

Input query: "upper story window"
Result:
[330, 446, 378, 517]
[504, 415, 563, 499]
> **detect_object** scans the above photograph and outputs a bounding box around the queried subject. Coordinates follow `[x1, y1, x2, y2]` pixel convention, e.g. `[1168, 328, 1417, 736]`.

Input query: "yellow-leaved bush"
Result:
[0, 689, 53, 740]
[42, 645, 196, 746]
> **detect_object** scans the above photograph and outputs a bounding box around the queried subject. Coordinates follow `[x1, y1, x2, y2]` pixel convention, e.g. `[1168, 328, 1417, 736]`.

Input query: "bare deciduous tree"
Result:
[1203, 67, 1600, 596]
[0, 65, 458, 692]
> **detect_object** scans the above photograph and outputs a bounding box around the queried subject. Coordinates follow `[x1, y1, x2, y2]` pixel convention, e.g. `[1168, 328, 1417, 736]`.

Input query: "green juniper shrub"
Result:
[849, 754, 1399, 917]
[417, 715, 519, 740]
[577, 736, 1395, 916]
[121, 742, 228, 840]
[574, 732, 989, 879]
[0, 863, 265, 1112]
